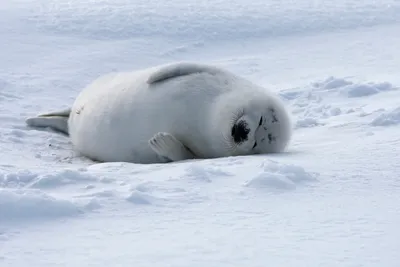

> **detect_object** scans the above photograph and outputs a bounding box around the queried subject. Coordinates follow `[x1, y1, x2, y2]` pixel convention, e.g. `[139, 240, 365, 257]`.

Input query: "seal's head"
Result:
[220, 91, 292, 157]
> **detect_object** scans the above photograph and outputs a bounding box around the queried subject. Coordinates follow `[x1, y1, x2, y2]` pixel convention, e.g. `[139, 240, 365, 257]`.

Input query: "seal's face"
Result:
[227, 96, 292, 156]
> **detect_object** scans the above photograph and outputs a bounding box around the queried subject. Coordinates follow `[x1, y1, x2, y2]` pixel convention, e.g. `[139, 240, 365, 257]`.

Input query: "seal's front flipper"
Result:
[147, 62, 220, 84]
[148, 132, 195, 162]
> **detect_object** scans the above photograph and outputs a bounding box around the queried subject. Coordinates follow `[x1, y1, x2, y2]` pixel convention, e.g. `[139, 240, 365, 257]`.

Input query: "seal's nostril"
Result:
[231, 120, 250, 144]
[268, 133, 276, 144]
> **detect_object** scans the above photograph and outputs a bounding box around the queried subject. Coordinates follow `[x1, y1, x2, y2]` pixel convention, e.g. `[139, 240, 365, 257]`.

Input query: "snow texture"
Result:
[1, 1, 400, 266]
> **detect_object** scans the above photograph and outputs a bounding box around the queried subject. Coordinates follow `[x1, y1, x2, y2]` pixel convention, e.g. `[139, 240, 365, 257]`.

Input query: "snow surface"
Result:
[1, 1, 400, 266]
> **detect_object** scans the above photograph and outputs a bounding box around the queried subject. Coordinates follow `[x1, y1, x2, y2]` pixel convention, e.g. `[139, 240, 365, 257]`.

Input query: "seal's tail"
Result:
[26, 108, 71, 135]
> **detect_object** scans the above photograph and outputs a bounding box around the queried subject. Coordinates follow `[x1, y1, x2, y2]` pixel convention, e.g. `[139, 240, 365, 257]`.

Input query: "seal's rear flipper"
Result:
[26, 108, 71, 135]
[35, 108, 71, 118]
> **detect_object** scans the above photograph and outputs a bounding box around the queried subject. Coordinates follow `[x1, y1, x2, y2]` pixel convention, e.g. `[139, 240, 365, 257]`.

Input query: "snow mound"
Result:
[280, 76, 398, 128]
[30, 169, 98, 189]
[0, 170, 38, 188]
[295, 118, 324, 129]
[0, 169, 102, 223]
[370, 107, 400, 126]
[341, 82, 394, 98]
[126, 190, 160, 205]
[0, 189, 84, 222]
[184, 164, 233, 183]
[127, 179, 208, 207]
[0, 169, 99, 189]
[311, 76, 396, 97]
[318, 77, 353, 90]
[244, 161, 317, 191]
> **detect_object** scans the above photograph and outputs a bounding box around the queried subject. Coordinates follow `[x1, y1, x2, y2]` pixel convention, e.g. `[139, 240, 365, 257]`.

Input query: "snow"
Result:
[1, 0, 400, 266]
[0, 189, 85, 222]
[370, 107, 400, 127]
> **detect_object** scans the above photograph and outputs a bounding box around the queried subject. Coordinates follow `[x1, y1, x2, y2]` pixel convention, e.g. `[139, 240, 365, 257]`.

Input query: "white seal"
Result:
[26, 62, 292, 164]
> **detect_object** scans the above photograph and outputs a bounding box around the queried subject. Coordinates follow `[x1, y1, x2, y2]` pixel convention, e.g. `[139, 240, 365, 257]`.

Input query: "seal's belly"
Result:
[69, 90, 204, 163]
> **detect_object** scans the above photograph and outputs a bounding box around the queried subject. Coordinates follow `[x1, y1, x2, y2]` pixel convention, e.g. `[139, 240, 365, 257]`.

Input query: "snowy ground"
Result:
[1, 1, 400, 266]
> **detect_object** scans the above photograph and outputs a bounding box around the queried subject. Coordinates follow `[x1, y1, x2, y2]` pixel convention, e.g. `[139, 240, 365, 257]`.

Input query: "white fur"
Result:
[26, 62, 292, 164]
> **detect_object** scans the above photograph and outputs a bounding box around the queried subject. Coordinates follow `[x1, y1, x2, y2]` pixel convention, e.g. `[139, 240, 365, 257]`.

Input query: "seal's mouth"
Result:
[251, 116, 264, 149]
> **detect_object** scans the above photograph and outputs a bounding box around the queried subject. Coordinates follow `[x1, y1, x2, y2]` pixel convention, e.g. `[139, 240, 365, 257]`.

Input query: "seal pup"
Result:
[26, 62, 292, 164]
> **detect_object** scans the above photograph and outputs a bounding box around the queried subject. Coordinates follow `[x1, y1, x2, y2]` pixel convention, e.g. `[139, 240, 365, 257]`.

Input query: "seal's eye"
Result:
[259, 116, 263, 126]
[231, 120, 250, 144]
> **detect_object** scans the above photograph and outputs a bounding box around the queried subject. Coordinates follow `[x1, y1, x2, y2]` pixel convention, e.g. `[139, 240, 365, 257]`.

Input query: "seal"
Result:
[26, 62, 292, 164]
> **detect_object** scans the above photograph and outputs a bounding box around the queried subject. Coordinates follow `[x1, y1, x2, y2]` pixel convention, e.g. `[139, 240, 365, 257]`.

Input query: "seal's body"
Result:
[26, 62, 292, 164]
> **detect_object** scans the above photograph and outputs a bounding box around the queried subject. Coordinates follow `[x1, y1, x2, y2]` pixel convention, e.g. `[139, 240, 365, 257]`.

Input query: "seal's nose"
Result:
[231, 120, 250, 144]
